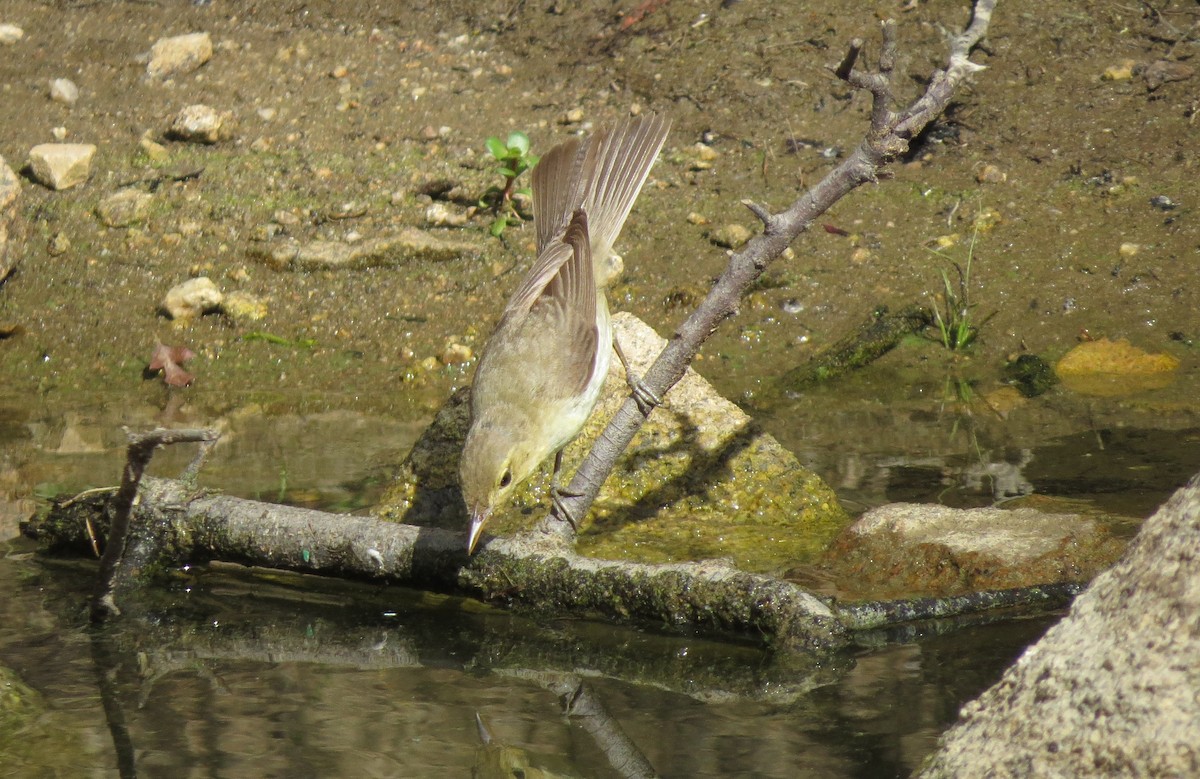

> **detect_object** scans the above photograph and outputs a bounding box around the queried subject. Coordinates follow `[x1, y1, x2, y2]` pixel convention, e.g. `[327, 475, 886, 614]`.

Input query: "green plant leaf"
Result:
[506, 131, 531, 156]
[495, 166, 517, 178]
[490, 215, 508, 237]
[485, 136, 507, 160]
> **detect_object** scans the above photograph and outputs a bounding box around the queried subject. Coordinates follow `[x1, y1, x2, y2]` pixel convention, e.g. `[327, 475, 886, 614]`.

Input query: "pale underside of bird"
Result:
[460, 114, 671, 554]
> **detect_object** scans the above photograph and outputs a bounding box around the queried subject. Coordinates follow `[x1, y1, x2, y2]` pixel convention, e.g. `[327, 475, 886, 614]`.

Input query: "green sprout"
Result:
[481, 131, 538, 238]
[926, 220, 994, 351]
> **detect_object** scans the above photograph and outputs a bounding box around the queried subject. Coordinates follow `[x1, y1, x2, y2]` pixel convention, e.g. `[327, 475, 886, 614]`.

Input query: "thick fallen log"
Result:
[27, 477, 846, 652]
[27, 477, 1086, 654]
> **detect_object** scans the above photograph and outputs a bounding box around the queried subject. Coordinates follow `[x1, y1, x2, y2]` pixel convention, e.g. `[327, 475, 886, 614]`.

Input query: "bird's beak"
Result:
[466, 508, 491, 555]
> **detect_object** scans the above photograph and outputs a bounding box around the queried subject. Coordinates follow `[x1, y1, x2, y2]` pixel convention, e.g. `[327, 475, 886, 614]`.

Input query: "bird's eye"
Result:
[499, 469, 512, 488]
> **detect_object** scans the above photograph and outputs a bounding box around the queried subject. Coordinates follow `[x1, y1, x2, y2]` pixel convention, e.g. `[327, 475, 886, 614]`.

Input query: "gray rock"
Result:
[167, 104, 234, 144]
[96, 189, 153, 228]
[0, 155, 19, 212]
[827, 503, 1125, 599]
[27, 143, 96, 190]
[919, 475, 1200, 778]
[48, 78, 79, 106]
[146, 32, 212, 79]
[162, 277, 223, 320]
[0, 155, 17, 269]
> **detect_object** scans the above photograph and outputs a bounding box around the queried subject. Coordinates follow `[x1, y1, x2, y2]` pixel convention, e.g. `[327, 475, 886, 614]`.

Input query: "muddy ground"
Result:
[0, 1, 1197, 498]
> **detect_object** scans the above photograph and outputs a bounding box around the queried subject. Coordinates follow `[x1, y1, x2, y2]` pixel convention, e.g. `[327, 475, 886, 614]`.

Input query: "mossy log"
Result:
[26, 477, 847, 653]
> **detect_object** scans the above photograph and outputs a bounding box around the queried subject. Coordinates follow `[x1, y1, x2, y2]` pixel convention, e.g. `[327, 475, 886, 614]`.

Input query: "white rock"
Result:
[96, 189, 153, 228]
[49, 78, 79, 106]
[0, 155, 20, 212]
[0, 24, 23, 45]
[146, 32, 213, 79]
[27, 143, 96, 190]
[162, 277, 223, 320]
[167, 104, 234, 144]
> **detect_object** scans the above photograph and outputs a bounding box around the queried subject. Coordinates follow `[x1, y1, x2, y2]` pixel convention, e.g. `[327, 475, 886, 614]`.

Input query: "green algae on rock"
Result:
[378, 313, 850, 574]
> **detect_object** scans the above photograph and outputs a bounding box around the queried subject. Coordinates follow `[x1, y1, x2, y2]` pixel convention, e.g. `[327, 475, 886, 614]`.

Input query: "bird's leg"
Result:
[550, 449, 582, 530]
[613, 336, 661, 416]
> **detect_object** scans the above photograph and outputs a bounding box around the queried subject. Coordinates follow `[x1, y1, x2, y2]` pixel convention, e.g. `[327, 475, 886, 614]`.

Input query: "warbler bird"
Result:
[460, 114, 671, 554]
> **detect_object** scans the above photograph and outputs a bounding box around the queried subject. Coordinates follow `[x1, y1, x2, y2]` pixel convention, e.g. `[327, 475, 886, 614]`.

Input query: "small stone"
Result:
[27, 143, 96, 190]
[976, 163, 1006, 183]
[1142, 59, 1193, 92]
[711, 223, 752, 249]
[330, 64, 349, 78]
[146, 32, 213, 79]
[424, 202, 470, 227]
[162, 277, 223, 320]
[257, 107, 277, 121]
[51, 126, 68, 141]
[1118, 242, 1139, 257]
[0, 155, 19, 211]
[693, 142, 719, 161]
[139, 134, 169, 162]
[686, 212, 710, 225]
[48, 78, 79, 106]
[560, 108, 585, 124]
[96, 189, 153, 228]
[850, 247, 872, 264]
[1149, 195, 1178, 211]
[420, 125, 440, 140]
[439, 342, 473, 365]
[0, 24, 23, 45]
[167, 104, 234, 144]
[47, 232, 71, 256]
[221, 290, 268, 323]
[1101, 59, 1136, 81]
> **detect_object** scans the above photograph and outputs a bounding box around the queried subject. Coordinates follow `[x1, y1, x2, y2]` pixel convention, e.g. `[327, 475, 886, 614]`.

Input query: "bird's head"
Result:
[459, 417, 541, 554]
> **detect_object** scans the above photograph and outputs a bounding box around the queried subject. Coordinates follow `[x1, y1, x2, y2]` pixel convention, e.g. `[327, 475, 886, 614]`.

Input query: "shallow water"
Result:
[0, 544, 1056, 778]
[1, 382, 1194, 776]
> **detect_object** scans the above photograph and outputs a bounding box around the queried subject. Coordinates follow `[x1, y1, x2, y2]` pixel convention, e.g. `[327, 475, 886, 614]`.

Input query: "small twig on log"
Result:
[91, 427, 220, 622]
[545, 0, 997, 542]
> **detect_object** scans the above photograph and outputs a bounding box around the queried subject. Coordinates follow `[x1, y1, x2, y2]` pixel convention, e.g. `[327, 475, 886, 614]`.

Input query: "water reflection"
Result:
[0, 555, 1054, 778]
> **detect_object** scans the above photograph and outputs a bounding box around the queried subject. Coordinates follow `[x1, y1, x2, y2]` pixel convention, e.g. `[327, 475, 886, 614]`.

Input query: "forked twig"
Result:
[543, 1, 998, 541]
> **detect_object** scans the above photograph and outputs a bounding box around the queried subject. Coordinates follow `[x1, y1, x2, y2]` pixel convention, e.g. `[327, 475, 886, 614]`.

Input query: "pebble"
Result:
[711, 223, 752, 249]
[96, 189, 153, 227]
[139, 134, 169, 162]
[439, 342, 473, 365]
[1101, 59, 1136, 81]
[221, 291, 268, 323]
[0, 155, 18, 211]
[424, 202, 470, 227]
[47, 232, 71, 256]
[1149, 195, 1178, 211]
[27, 143, 97, 190]
[1142, 59, 1193, 92]
[1118, 242, 1140, 258]
[560, 108, 585, 125]
[146, 32, 213, 79]
[0, 24, 23, 45]
[976, 163, 1006, 183]
[162, 277, 223, 320]
[167, 104, 234, 144]
[48, 78, 79, 106]
[686, 212, 710, 225]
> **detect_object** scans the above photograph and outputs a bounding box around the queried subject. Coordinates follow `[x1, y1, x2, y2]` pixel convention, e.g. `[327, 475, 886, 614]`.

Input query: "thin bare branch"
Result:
[545, 0, 996, 540]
